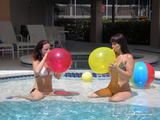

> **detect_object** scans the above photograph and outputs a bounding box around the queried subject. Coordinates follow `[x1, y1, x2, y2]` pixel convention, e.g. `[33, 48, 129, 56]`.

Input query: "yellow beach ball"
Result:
[88, 47, 116, 74]
[81, 71, 93, 82]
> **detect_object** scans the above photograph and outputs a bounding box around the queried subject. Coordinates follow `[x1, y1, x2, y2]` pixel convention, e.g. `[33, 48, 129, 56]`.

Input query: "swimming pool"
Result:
[0, 100, 160, 120]
[0, 70, 160, 120]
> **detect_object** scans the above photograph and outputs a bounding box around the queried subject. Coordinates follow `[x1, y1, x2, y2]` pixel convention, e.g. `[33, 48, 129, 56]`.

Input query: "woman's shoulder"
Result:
[125, 53, 133, 58]
[32, 59, 40, 66]
[32, 59, 40, 63]
[123, 54, 134, 62]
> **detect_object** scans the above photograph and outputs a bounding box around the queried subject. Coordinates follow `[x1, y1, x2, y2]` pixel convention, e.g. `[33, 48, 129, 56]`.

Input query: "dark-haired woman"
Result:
[89, 33, 135, 102]
[19, 40, 61, 101]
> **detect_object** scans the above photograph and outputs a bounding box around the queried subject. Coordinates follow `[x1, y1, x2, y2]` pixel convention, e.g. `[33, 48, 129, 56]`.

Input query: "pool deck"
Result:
[0, 41, 160, 108]
[0, 40, 160, 70]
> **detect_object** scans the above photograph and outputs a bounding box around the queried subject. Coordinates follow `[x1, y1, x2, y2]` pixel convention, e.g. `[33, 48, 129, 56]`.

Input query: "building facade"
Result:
[54, 0, 151, 22]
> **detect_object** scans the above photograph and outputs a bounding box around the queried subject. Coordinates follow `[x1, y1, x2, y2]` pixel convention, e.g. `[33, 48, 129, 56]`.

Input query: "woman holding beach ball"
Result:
[89, 33, 135, 102]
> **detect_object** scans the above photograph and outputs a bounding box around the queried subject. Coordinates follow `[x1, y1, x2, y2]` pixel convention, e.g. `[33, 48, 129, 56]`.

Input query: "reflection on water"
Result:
[0, 100, 159, 120]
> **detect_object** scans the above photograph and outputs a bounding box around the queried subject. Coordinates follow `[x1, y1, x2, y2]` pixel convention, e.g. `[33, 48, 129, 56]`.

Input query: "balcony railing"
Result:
[56, 4, 150, 19]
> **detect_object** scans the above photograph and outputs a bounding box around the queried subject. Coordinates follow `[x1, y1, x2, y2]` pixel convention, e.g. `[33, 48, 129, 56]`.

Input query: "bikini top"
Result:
[118, 54, 128, 71]
[39, 67, 51, 76]
[119, 61, 127, 71]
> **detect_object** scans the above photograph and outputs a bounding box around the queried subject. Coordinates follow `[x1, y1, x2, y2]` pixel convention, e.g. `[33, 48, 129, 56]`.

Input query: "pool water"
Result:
[0, 100, 159, 120]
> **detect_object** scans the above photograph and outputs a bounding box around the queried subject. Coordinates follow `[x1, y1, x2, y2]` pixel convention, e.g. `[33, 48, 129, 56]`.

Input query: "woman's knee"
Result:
[88, 93, 99, 98]
[109, 92, 132, 102]
[31, 90, 44, 100]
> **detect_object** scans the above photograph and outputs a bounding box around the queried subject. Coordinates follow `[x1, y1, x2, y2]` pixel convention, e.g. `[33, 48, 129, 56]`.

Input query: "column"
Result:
[0, 0, 10, 20]
[150, 0, 160, 48]
[90, 0, 103, 43]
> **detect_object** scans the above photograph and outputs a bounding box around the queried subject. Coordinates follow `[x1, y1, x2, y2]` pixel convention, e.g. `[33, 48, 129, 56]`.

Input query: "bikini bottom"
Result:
[95, 82, 131, 97]
[30, 88, 36, 93]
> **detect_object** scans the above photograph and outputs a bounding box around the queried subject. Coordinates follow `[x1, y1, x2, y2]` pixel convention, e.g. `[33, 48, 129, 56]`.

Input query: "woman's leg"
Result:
[89, 68, 119, 98]
[88, 88, 112, 98]
[109, 91, 132, 102]
[29, 89, 45, 101]
[16, 94, 44, 101]
[15, 89, 45, 101]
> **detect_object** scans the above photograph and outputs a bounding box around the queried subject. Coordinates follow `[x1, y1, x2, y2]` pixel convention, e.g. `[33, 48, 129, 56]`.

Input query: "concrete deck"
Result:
[0, 40, 160, 70]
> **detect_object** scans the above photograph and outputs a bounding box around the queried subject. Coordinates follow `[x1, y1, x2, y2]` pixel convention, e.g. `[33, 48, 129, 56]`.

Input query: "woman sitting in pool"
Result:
[89, 33, 135, 102]
[18, 40, 61, 101]
[10, 40, 79, 101]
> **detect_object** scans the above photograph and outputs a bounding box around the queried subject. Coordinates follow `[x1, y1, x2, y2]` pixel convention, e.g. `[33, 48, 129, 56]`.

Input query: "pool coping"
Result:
[20, 51, 160, 67]
[0, 70, 110, 80]
[0, 70, 34, 79]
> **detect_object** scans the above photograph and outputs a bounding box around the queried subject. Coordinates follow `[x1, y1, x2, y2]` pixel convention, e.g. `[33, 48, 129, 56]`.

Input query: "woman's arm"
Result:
[14, 95, 45, 101]
[54, 72, 62, 79]
[32, 51, 49, 76]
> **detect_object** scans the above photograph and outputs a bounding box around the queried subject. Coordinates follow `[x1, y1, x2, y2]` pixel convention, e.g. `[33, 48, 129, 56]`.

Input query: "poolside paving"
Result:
[0, 40, 160, 70]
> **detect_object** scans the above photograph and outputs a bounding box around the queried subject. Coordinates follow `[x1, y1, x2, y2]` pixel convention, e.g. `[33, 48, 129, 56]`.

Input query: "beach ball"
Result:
[81, 71, 93, 82]
[145, 63, 155, 87]
[88, 47, 116, 74]
[131, 61, 154, 88]
[46, 48, 72, 73]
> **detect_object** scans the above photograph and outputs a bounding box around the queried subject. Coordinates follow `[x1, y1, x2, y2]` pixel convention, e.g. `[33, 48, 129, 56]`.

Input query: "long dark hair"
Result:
[32, 40, 51, 61]
[110, 33, 130, 54]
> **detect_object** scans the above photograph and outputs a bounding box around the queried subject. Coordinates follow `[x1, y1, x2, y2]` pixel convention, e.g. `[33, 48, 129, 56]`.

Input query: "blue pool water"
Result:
[0, 100, 159, 120]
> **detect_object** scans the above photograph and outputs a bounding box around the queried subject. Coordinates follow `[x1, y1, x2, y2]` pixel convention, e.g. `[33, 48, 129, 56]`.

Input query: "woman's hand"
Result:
[43, 50, 50, 60]
[109, 63, 119, 74]
[54, 72, 62, 79]
[109, 63, 117, 70]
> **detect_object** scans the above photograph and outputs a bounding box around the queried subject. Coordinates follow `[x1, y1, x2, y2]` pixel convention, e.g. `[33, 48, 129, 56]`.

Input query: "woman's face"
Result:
[41, 43, 51, 56]
[111, 42, 121, 53]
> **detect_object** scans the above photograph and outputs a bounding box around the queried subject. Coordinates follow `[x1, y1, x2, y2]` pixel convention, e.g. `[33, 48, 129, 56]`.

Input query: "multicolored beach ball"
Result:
[130, 61, 155, 88]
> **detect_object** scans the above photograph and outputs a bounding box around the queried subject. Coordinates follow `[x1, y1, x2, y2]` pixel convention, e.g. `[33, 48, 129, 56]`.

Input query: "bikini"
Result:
[34, 66, 51, 78]
[95, 83, 131, 97]
[95, 60, 131, 97]
[30, 88, 36, 93]
[39, 67, 51, 76]
[31, 67, 51, 93]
